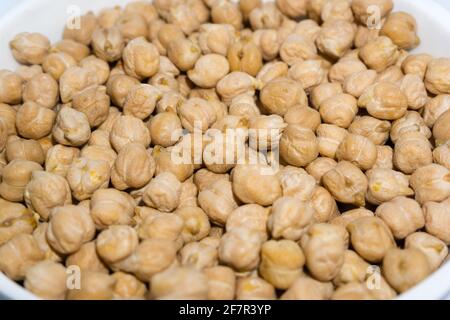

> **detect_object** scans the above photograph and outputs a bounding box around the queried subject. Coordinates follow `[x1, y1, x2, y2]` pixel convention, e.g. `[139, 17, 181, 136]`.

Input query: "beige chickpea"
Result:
[24, 171, 71, 221]
[179, 241, 218, 270]
[348, 116, 391, 146]
[204, 266, 235, 300]
[0, 70, 22, 105]
[53, 107, 91, 147]
[228, 94, 260, 120]
[279, 125, 318, 167]
[226, 204, 270, 242]
[331, 208, 374, 228]
[311, 186, 340, 223]
[148, 112, 182, 147]
[332, 283, 374, 300]
[198, 180, 238, 226]
[112, 271, 147, 300]
[236, 275, 276, 300]
[281, 275, 334, 300]
[110, 115, 150, 152]
[301, 223, 348, 282]
[306, 157, 338, 183]
[423, 198, 450, 244]
[0, 199, 36, 246]
[292, 20, 320, 44]
[45, 145, 79, 177]
[333, 250, 370, 287]
[67, 272, 115, 300]
[279, 34, 317, 66]
[123, 1, 158, 23]
[358, 82, 408, 120]
[351, 0, 393, 22]
[405, 232, 448, 271]
[24, 260, 67, 300]
[329, 58, 367, 84]
[343, 70, 377, 98]
[433, 142, 450, 169]
[37, 135, 53, 157]
[227, 40, 262, 77]
[16, 65, 43, 83]
[90, 188, 134, 230]
[423, 94, 450, 128]
[248, 2, 282, 30]
[252, 29, 280, 62]
[176, 206, 211, 243]
[5, 136, 45, 164]
[16, 102, 56, 140]
[122, 37, 160, 80]
[288, 60, 327, 93]
[316, 124, 348, 159]
[42, 52, 76, 81]
[284, 106, 321, 132]
[0, 160, 43, 202]
[178, 179, 199, 209]
[0, 234, 44, 281]
[425, 58, 450, 95]
[88, 130, 113, 149]
[247, 114, 285, 151]
[178, 97, 217, 133]
[316, 20, 354, 59]
[111, 143, 155, 190]
[153, 145, 194, 182]
[278, 166, 317, 201]
[187, 54, 230, 89]
[359, 36, 399, 72]
[382, 248, 431, 293]
[0, 123, 6, 153]
[400, 74, 428, 110]
[373, 146, 393, 170]
[347, 217, 396, 263]
[216, 72, 258, 104]
[323, 161, 368, 206]
[78, 56, 110, 86]
[375, 196, 424, 240]
[46, 205, 95, 255]
[259, 240, 305, 290]
[156, 24, 185, 53]
[142, 172, 181, 212]
[219, 227, 261, 272]
[166, 2, 204, 35]
[107, 74, 140, 108]
[98, 107, 120, 133]
[65, 241, 108, 274]
[96, 225, 138, 265]
[137, 211, 184, 248]
[319, 94, 357, 129]
[10, 32, 50, 65]
[198, 23, 235, 56]
[366, 169, 414, 206]
[433, 110, 450, 146]
[52, 39, 90, 63]
[90, 27, 124, 63]
[390, 111, 431, 143]
[22, 73, 58, 109]
[0, 103, 17, 135]
[116, 239, 177, 282]
[72, 85, 110, 128]
[380, 12, 419, 49]
[311, 82, 343, 110]
[336, 134, 377, 171]
[167, 38, 201, 72]
[256, 61, 288, 88]
[59, 66, 98, 103]
[150, 265, 209, 300]
[275, 0, 307, 18]
[401, 54, 433, 79]
[62, 11, 97, 45]
[156, 91, 185, 114]
[123, 84, 161, 120]
[394, 132, 433, 174]
[116, 13, 148, 43]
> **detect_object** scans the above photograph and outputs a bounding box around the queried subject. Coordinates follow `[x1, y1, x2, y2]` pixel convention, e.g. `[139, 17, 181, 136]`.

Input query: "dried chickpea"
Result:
[281, 275, 334, 300]
[235, 275, 276, 300]
[198, 23, 235, 56]
[288, 60, 327, 93]
[52, 39, 90, 63]
[167, 38, 201, 72]
[0, 234, 44, 281]
[284, 106, 321, 131]
[316, 124, 348, 159]
[359, 37, 399, 72]
[153, 145, 194, 182]
[59, 66, 98, 103]
[433, 110, 450, 146]
[65, 241, 108, 274]
[401, 53, 432, 79]
[390, 111, 431, 143]
[348, 116, 390, 146]
[96, 225, 138, 265]
[150, 266, 209, 300]
[116, 13, 148, 43]
[63, 11, 97, 45]
[306, 157, 338, 183]
[343, 70, 377, 98]
[380, 12, 419, 49]
[5, 136, 45, 164]
[112, 271, 147, 300]
[24, 261, 67, 300]
[204, 266, 235, 300]
[226, 204, 269, 242]
[90, 27, 124, 63]
[148, 112, 182, 147]
[323, 161, 368, 207]
[122, 84, 161, 119]
[198, 180, 238, 226]
[107, 74, 140, 108]
[247, 114, 286, 151]
[0, 160, 43, 202]
[0, 70, 22, 105]
[275, 0, 307, 18]
[331, 208, 374, 228]
[71, 85, 110, 128]
[216, 72, 258, 104]
[137, 211, 184, 248]
[124, 1, 158, 23]
[422, 198, 450, 244]
[176, 206, 211, 243]
[0, 199, 36, 246]
[15, 102, 56, 140]
[178, 179, 199, 208]
[394, 132, 433, 174]
[122, 37, 160, 80]
[0, 103, 17, 135]
[9, 32, 50, 65]
[405, 232, 448, 271]
[311, 82, 343, 110]
[42, 52, 76, 82]
[178, 97, 217, 133]
[329, 58, 367, 84]
[382, 248, 431, 293]
[333, 250, 370, 286]
[433, 142, 450, 169]
[424, 58, 450, 94]
[188, 54, 230, 88]
[256, 61, 288, 87]
[335, 134, 377, 171]
[67, 272, 115, 300]
[53, 107, 91, 147]
[228, 40, 262, 77]
[279, 34, 317, 66]
[347, 217, 396, 263]
[278, 166, 317, 201]
[110, 115, 150, 152]
[142, 172, 181, 212]
[16, 65, 43, 83]
[22, 73, 58, 109]
[280, 125, 319, 167]
[319, 94, 357, 129]
[45, 145, 79, 177]
[366, 169, 414, 205]
[316, 20, 355, 59]
[399, 74, 428, 110]
[180, 241, 218, 270]
[249, 2, 282, 30]
[352, 0, 393, 24]
[423, 94, 450, 128]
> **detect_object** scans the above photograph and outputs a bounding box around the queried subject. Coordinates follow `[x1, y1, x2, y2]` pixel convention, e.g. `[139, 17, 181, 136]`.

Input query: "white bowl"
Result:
[0, 0, 449, 300]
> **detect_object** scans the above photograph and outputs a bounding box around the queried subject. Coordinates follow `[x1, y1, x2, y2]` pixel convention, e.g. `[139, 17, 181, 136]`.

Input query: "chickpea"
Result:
[153, 145, 195, 182]
[424, 58, 450, 94]
[284, 106, 321, 132]
[249, 2, 282, 30]
[333, 250, 370, 286]
[180, 241, 218, 270]
[306, 157, 338, 183]
[348, 116, 390, 146]
[319, 94, 357, 129]
[434, 142, 450, 169]
[0, 160, 43, 202]
[15, 102, 56, 140]
[390, 111, 431, 144]
[178, 97, 217, 133]
[21, 73, 58, 110]
[252, 29, 280, 62]
[279, 125, 319, 167]
[347, 217, 396, 263]
[67, 272, 115, 300]
[90, 27, 124, 63]
[405, 232, 448, 271]
[275, 0, 307, 18]
[44, 145, 79, 177]
[71, 86, 110, 128]
[352, 0, 393, 24]
[194, 169, 230, 192]
[367, 169, 414, 206]
[228, 40, 262, 77]
[167, 2, 204, 35]
[112, 271, 147, 300]
[150, 266, 209, 300]
[122, 85, 161, 120]
[198, 180, 238, 226]
[198, 23, 235, 56]
[331, 208, 375, 228]
[247, 114, 285, 151]
[255, 61, 287, 88]
[359, 36, 399, 72]
[107, 74, 140, 108]
[204, 266, 235, 300]
[24, 261, 67, 300]
[235, 275, 276, 300]
[9, 32, 50, 65]
[0, 103, 17, 135]
[142, 172, 181, 212]
[156, 91, 185, 114]
[124, 1, 158, 24]
[311, 82, 343, 110]
[147, 112, 182, 148]
[53, 107, 91, 147]
[60, 66, 99, 103]
[167, 38, 201, 72]
[281, 275, 334, 300]
[111, 143, 155, 190]
[288, 60, 327, 93]
[5, 136, 45, 165]
[122, 37, 160, 80]
[423, 198, 450, 244]
[0, 199, 36, 246]
[62, 11, 97, 45]
[0, 70, 23, 105]
[178, 179, 199, 209]
[66, 241, 108, 274]
[137, 211, 184, 249]
[329, 58, 367, 85]
[96, 225, 138, 265]
[116, 12, 148, 43]
[433, 110, 450, 146]
[226, 204, 269, 242]
[0, 234, 44, 281]
[401, 54, 433, 79]
[42, 52, 75, 81]
[176, 206, 211, 243]
[380, 12, 419, 49]
[216, 72, 258, 104]
[323, 161, 368, 207]
[316, 124, 348, 159]
[110, 115, 150, 152]
[16, 65, 43, 83]
[52, 39, 90, 63]
[335, 134, 377, 171]
[278, 166, 317, 201]
[382, 248, 431, 293]
[423, 94, 450, 128]
[394, 132, 433, 175]
[398, 75, 427, 111]
[343, 70, 377, 98]
[279, 35, 317, 66]
[188, 54, 230, 88]
[316, 20, 354, 59]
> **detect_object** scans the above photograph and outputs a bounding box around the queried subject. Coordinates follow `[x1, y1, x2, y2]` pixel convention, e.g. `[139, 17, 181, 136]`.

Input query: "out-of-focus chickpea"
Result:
[167, 38, 201, 72]
[22, 73, 58, 109]
[0, 160, 43, 202]
[399, 74, 427, 111]
[252, 29, 280, 62]
[279, 34, 317, 66]
[66, 241, 108, 274]
[256, 61, 288, 88]
[59, 66, 98, 103]
[311, 186, 340, 223]
[197, 23, 234, 56]
[319, 94, 357, 129]
[124, 1, 158, 24]
[281, 275, 334, 300]
[239, 0, 261, 20]
[276, 0, 307, 18]
[311, 82, 343, 110]
[288, 60, 327, 93]
[45, 145, 79, 177]
[284, 106, 321, 131]
[280, 125, 318, 167]
[78, 56, 109, 86]
[63, 11, 97, 45]
[216, 72, 258, 104]
[228, 40, 262, 77]
[178, 179, 199, 209]
[0, 70, 23, 105]
[323, 161, 368, 207]
[205, 266, 235, 300]
[316, 124, 348, 159]
[156, 91, 185, 114]
[259, 240, 305, 290]
[423, 94, 450, 128]
[51, 39, 90, 63]
[382, 248, 431, 293]
[232, 164, 282, 206]
[9, 32, 50, 65]
[137, 210, 184, 249]
[122, 37, 160, 80]
[228, 94, 259, 119]
[16, 65, 43, 83]
[380, 12, 419, 49]
[329, 58, 367, 84]
[247, 114, 285, 151]
[180, 241, 218, 270]
[156, 24, 185, 54]
[348, 116, 391, 146]
[166, 2, 204, 35]
[366, 169, 414, 205]
[0, 103, 17, 136]
[88, 130, 113, 149]
[347, 217, 396, 263]
[53, 107, 91, 147]
[343, 70, 377, 98]
[359, 36, 399, 72]
[336, 134, 377, 170]
[405, 232, 448, 271]
[142, 172, 181, 212]
[316, 20, 355, 59]
[226, 204, 269, 242]
[177, 97, 217, 133]
[98, 107, 120, 133]
[112, 271, 147, 300]
[150, 266, 209, 300]
[235, 275, 276, 300]
[0, 234, 44, 281]
[176, 206, 211, 243]
[24, 260, 67, 300]
[423, 198, 450, 244]
[116, 13, 148, 43]
[433, 142, 450, 169]
[278, 166, 316, 201]
[333, 250, 370, 286]
[67, 272, 115, 300]
[401, 54, 433, 79]
[96, 225, 138, 265]
[331, 208, 375, 228]
[352, 0, 393, 24]
[301, 223, 348, 281]
[0, 199, 36, 246]
[42, 52, 76, 81]
[425, 58, 450, 95]
[375, 196, 424, 239]
[293, 20, 321, 43]
[91, 188, 135, 230]
[188, 54, 230, 88]
[16, 102, 56, 140]
[107, 74, 140, 108]
[46, 205, 95, 255]
[306, 157, 338, 183]
[394, 132, 433, 175]
[24, 171, 71, 221]
[249, 2, 282, 30]
[390, 111, 431, 144]
[5, 136, 45, 165]
[198, 180, 238, 226]
[331, 283, 373, 300]
[433, 110, 450, 146]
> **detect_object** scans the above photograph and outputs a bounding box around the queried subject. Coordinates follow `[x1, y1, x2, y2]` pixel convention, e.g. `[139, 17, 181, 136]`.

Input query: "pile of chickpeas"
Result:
[0, 0, 449, 300]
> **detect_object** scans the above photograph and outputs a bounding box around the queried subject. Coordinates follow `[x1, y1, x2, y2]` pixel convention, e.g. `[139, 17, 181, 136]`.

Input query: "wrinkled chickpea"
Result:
[0, 70, 23, 105]
[216, 71, 258, 104]
[280, 125, 319, 167]
[359, 82, 408, 120]
[198, 180, 238, 226]
[180, 241, 218, 270]
[422, 198, 450, 244]
[249, 2, 282, 30]
[280, 34, 317, 66]
[0, 199, 36, 246]
[188, 54, 230, 88]
[96, 225, 138, 265]
[45, 145, 80, 177]
[316, 124, 348, 159]
[228, 40, 262, 77]
[405, 232, 448, 271]
[0, 160, 43, 202]
[281, 275, 334, 300]
[433, 142, 450, 169]
[329, 58, 367, 84]
[16, 102, 56, 140]
[176, 206, 211, 243]
[24, 261, 67, 300]
[137, 210, 184, 249]
[433, 110, 450, 146]
[204, 266, 235, 300]
[235, 275, 276, 300]
[16, 65, 43, 83]
[9, 32, 50, 65]
[316, 20, 355, 59]
[67, 272, 115, 300]
[284, 106, 321, 131]
[5, 136, 45, 164]
[112, 271, 147, 300]
[319, 94, 357, 129]
[352, 0, 393, 24]
[107, 74, 140, 108]
[390, 111, 431, 144]
[402, 53, 433, 79]
[288, 60, 327, 93]
[65, 241, 108, 274]
[226, 204, 270, 242]
[123, 37, 160, 80]
[380, 12, 419, 49]
[366, 169, 414, 205]
[22, 73, 59, 109]
[142, 172, 181, 212]
[52, 39, 90, 63]
[394, 132, 433, 175]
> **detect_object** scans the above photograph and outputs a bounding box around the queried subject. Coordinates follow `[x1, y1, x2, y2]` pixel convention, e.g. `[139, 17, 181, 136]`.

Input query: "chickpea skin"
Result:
[110, 115, 150, 152]
[280, 125, 319, 167]
[359, 36, 399, 72]
[316, 20, 355, 59]
[425, 58, 450, 95]
[53, 107, 91, 147]
[72, 85, 110, 128]
[5, 136, 45, 165]
[23, 73, 59, 109]
[123, 37, 160, 80]
[320, 94, 358, 129]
